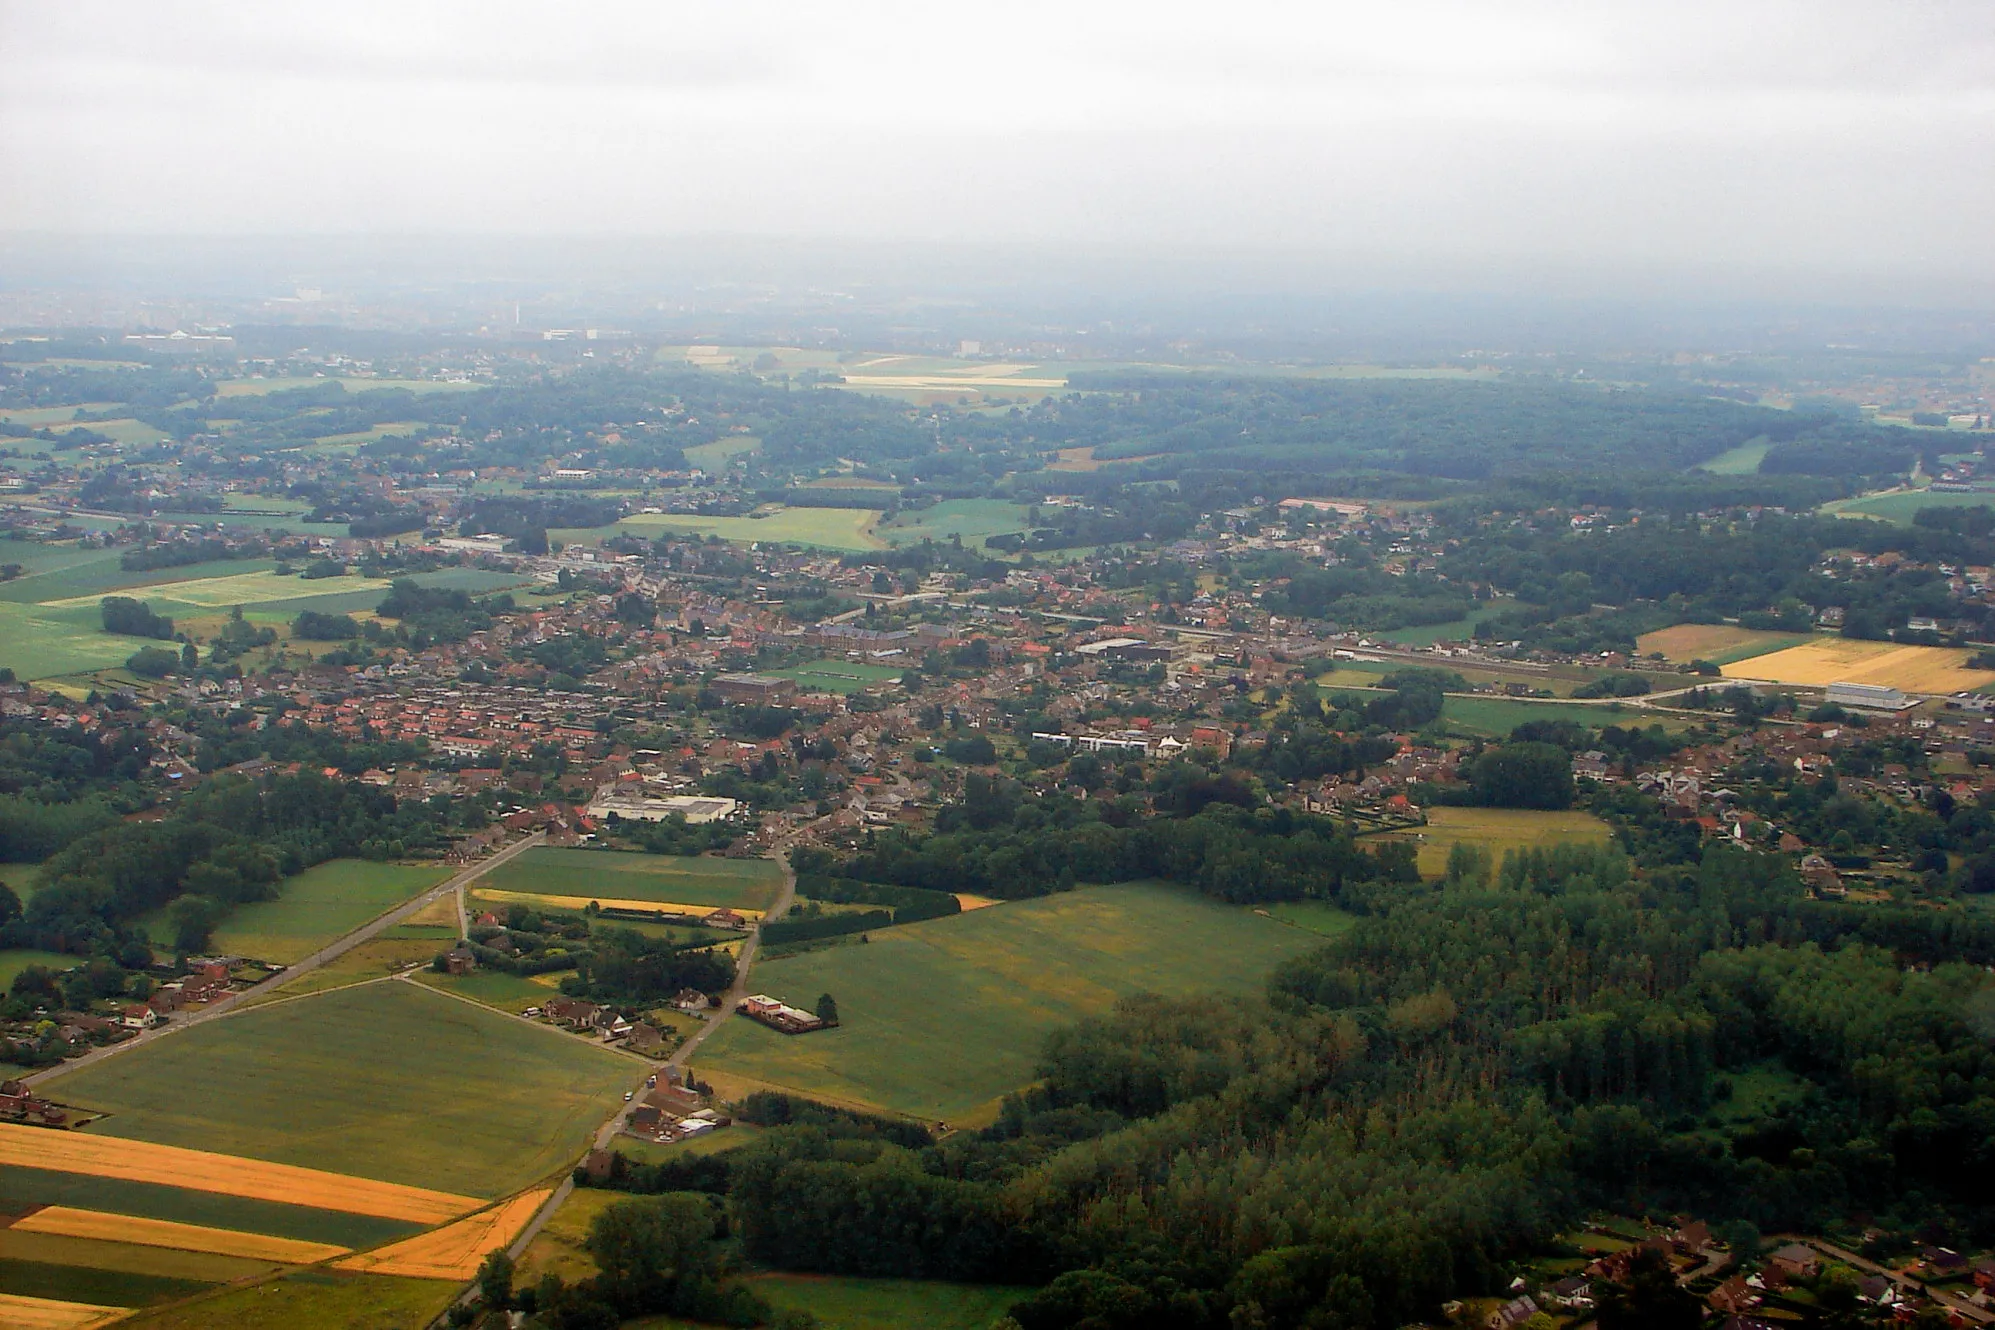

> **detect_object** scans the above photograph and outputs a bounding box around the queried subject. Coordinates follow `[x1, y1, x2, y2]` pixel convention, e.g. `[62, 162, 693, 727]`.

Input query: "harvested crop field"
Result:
[0, 1166, 417, 1252]
[46, 982, 637, 1199]
[0, 1292, 126, 1329]
[11, 1207, 348, 1264]
[0, 1124, 476, 1224]
[478, 847, 782, 911]
[471, 886, 763, 919]
[334, 1189, 549, 1279]
[1721, 638, 1995, 693]
[1636, 623, 1813, 665]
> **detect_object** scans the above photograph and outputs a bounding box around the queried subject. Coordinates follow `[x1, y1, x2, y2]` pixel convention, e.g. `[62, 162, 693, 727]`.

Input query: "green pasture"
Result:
[0, 402, 126, 425]
[0, 1166, 416, 1250]
[614, 506, 885, 552]
[879, 498, 1034, 547]
[412, 967, 556, 1015]
[137, 860, 452, 966]
[118, 1270, 460, 1330]
[1825, 487, 1995, 525]
[0, 551, 265, 605]
[1441, 694, 1687, 736]
[0, 600, 168, 680]
[1375, 600, 1510, 646]
[1373, 806, 1615, 878]
[0, 1255, 212, 1309]
[0, 948, 76, 990]
[768, 660, 904, 694]
[682, 435, 763, 469]
[479, 847, 783, 911]
[698, 881, 1321, 1123]
[52, 981, 637, 1196]
[1265, 900, 1358, 937]
[1698, 439, 1771, 474]
[40, 569, 395, 614]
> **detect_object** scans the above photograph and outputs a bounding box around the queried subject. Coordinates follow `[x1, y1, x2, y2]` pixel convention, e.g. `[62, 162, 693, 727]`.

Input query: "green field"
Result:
[0, 1255, 212, 1309]
[50, 981, 638, 1196]
[768, 660, 905, 694]
[0, 1166, 417, 1251]
[0, 947, 75, 989]
[154, 860, 452, 965]
[0, 1228, 276, 1284]
[878, 498, 1034, 547]
[212, 377, 483, 398]
[1698, 439, 1771, 474]
[40, 569, 396, 613]
[1441, 694, 1685, 736]
[412, 967, 557, 1014]
[1375, 601, 1510, 646]
[1825, 487, 1995, 525]
[118, 1269, 460, 1330]
[1374, 806, 1615, 877]
[614, 506, 885, 552]
[1265, 900, 1358, 937]
[479, 848, 783, 911]
[0, 600, 165, 679]
[682, 435, 762, 469]
[698, 881, 1322, 1123]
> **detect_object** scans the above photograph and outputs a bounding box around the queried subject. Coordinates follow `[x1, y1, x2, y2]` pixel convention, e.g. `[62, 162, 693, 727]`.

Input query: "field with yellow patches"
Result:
[0, 1293, 126, 1329]
[334, 1189, 550, 1279]
[1374, 807, 1615, 877]
[12, 1206, 349, 1264]
[1635, 623, 1813, 665]
[1720, 637, 1995, 693]
[953, 894, 1001, 911]
[472, 886, 764, 919]
[698, 881, 1319, 1122]
[0, 1124, 479, 1224]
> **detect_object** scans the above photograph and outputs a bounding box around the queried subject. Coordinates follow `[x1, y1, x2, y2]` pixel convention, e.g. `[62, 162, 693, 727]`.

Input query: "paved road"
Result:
[471, 846, 799, 1324]
[1779, 1236, 1993, 1324]
[25, 831, 547, 1089]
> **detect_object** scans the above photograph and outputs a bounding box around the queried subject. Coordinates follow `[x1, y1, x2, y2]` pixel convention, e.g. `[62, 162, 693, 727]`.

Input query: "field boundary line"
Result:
[393, 974, 658, 1065]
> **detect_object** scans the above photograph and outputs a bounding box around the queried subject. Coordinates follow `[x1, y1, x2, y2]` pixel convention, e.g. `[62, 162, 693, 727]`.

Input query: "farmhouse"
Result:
[738, 993, 826, 1034]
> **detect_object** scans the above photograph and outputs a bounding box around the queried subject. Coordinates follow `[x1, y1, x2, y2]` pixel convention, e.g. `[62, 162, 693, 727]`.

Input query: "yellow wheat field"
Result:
[0, 1124, 479, 1224]
[335, 1189, 550, 1279]
[1720, 638, 1995, 693]
[13, 1205, 349, 1264]
[473, 887, 764, 920]
[0, 1293, 127, 1330]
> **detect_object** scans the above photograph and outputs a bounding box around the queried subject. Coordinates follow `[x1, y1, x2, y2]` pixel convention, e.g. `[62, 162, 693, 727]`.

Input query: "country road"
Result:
[24, 830, 547, 1089]
[484, 844, 799, 1315]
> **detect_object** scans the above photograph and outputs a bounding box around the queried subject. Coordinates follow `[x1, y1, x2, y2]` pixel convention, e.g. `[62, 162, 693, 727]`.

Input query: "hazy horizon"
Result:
[5, 1, 1995, 309]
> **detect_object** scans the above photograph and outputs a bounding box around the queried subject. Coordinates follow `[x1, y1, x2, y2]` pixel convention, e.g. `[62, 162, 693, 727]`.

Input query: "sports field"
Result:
[114, 1270, 460, 1330]
[767, 659, 904, 694]
[1637, 623, 1813, 665]
[1441, 695, 1684, 736]
[179, 860, 451, 965]
[696, 881, 1321, 1123]
[1374, 807, 1615, 877]
[479, 847, 783, 911]
[1721, 637, 1995, 693]
[614, 506, 885, 551]
[333, 1189, 550, 1279]
[47, 981, 637, 1197]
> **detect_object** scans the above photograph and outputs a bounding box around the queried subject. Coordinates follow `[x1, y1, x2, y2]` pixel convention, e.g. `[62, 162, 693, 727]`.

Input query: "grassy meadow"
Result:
[1697, 439, 1771, 474]
[1824, 487, 1995, 525]
[612, 506, 885, 551]
[629, 1276, 1034, 1330]
[697, 881, 1321, 1123]
[51, 981, 637, 1197]
[1440, 695, 1687, 736]
[115, 1269, 460, 1330]
[767, 659, 904, 694]
[478, 847, 783, 912]
[0, 948, 77, 989]
[1374, 806, 1615, 877]
[140, 860, 452, 966]
[681, 435, 762, 469]
[878, 498, 1033, 547]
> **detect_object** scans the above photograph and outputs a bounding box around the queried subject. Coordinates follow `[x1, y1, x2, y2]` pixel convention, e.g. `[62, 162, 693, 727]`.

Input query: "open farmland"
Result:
[1440, 695, 1687, 736]
[211, 377, 483, 398]
[39, 569, 394, 613]
[11, 1207, 348, 1264]
[0, 1228, 275, 1287]
[0, 1124, 475, 1223]
[0, 1167, 416, 1251]
[1374, 807, 1615, 877]
[480, 847, 782, 911]
[514, 1188, 621, 1286]
[0, 602, 170, 681]
[470, 887, 766, 920]
[1824, 487, 1995, 525]
[877, 498, 1033, 547]
[333, 1189, 549, 1279]
[115, 1270, 460, 1330]
[164, 860, 450, 966]
[697, 881, 1321, 1123]
[45, 981, 637, 1198]
[1721, 637, 1995, 692]
[613, 505, 885, 551]
[1636, 622, 1814, 665]
[0, 1290, 130, 1329]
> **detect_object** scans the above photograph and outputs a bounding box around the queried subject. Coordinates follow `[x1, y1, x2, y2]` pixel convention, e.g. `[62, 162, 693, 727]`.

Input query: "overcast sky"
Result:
[3, 2, 1992, 299]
